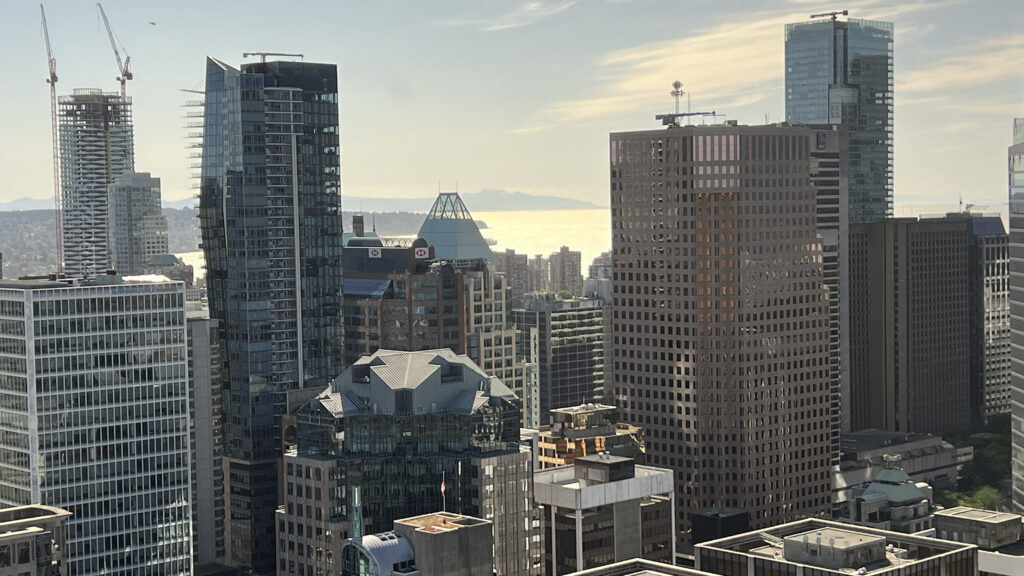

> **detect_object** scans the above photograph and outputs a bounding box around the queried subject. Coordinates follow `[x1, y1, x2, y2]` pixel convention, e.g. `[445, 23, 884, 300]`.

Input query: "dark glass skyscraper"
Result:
[199, 57, 344, 574]
[785, 17, 893, 224]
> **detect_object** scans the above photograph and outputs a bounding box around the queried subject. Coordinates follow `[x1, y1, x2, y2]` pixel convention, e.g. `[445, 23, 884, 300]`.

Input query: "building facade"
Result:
[187, 309, 227, 568]
[58, 89, 135, 277]
[277, 349, 542, 576]
[785, 16, 893, 225]
[511, 293, 605, 423]
[0, 505, 72, 576]
[342, 241, 465, 365]
[340, 513, 494, 576]
[534, 455, 674, 575]
[199, 57, 345, 573]
[549, 246, 584, 297]
[495, 249, 531, 307]
[610, 122, 833, 537]
[0, 276, 192, 574]
[108, 172, 168, 275]
[849, 218, 972, 435]
[695, 519, 976, 576]
[534, 404, 645, 469]
[1010, 117, 1024, 514]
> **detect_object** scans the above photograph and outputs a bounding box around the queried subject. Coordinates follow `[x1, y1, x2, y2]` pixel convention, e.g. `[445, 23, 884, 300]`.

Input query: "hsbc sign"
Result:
[368, 248, 382, 258]
[414, 247, 429, 259]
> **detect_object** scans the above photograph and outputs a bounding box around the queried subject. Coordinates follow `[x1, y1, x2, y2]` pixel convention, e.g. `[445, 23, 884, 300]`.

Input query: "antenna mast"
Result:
[41, 4, 63, 274]
[97, 3, 132, 100]
[671, 81, 685, 115]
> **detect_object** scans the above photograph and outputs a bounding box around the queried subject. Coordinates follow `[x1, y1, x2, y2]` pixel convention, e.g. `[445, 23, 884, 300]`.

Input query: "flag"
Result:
[441, 470, 446, 497]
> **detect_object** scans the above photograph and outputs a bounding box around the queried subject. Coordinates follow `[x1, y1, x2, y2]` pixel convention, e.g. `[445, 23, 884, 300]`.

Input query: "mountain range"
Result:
[0, 189, 605, 213]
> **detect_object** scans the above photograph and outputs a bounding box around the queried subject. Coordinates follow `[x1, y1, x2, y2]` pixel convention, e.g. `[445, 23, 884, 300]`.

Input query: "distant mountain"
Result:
[0, 197, 56, 211]
[163, 197, 197, 209]
[343, 189, 605, 213]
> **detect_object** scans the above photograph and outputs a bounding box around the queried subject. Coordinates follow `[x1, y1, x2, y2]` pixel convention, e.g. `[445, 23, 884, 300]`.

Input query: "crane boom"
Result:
[97, 3, 132, 100]
[810, 9, 848, 21]
[40, 4, 63, 275]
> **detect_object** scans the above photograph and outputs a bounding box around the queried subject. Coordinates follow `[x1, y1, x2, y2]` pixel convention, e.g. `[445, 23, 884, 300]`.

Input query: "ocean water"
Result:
[177, 208, 613, 280]
[475, 209, 611, 269]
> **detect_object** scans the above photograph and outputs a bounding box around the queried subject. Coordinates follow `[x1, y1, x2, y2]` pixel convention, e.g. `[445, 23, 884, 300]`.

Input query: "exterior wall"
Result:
[0, 280, 192, 574]
[495, 249, 531, 307]
[199, 58, 344, 574]
[1010, 118, 1024, 514]
[511, 296, 605, 425]
[849, 218, 972, 435]
[549, 247, 584, 297]
[276, 454, 344, 576]
[108, 172, 168, 275]
[975, 232, 1011, 421]
[188, 313, 227, 567]
[785, 18, 893, 225]
[472, 450, 543, 576]
[58, 90, 134, 277]
[609, 124, 833, 537]
[395, 515, 494, 576]
[0, 506, 71, 576]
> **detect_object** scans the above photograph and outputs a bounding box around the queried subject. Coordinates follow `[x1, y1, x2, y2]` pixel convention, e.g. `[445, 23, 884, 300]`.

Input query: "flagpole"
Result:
[442, 469, 447, 513]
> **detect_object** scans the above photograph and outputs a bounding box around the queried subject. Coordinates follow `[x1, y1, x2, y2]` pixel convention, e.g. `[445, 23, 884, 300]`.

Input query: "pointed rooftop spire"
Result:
[418, 192, 492, 262]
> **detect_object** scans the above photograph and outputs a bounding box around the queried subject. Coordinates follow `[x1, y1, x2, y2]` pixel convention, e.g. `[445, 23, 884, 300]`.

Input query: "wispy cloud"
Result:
[435, 1, 576, 32]
[511, 0, 963, 133]
[900, 34, 1024, 93]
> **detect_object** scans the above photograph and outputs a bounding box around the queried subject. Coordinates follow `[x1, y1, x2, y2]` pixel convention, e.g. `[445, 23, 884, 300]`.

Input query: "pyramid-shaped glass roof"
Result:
[417, 193, 493, 262]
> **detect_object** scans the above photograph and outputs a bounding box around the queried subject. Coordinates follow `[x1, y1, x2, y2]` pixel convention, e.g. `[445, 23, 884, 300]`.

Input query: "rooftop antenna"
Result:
[810, 9, 848, 21]
[671, 81, 684, 114]
[241, 52, 304, 63]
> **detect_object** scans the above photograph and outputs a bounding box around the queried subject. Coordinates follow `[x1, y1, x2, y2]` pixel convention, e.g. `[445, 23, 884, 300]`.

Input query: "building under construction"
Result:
[58, 89, 134, 277]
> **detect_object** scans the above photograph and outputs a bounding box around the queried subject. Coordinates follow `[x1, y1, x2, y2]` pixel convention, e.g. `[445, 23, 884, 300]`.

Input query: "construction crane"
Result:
[810, 9, 848, 21]
[40, 4, 63, 275]
[242, 52, 304, 63]
[97, 3, 132, 100]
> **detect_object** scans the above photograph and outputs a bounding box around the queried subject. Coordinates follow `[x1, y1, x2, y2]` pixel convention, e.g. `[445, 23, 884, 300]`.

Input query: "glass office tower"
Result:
[199, 57, 344, 574]
[785, 17, 893, 224]
[1008, 118, 1024, 513]
[0, 276, 191, 575]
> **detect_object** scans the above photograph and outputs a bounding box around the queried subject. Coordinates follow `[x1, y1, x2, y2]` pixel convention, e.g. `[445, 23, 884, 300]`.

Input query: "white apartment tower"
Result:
[0, 275, 192, 574]
[58, 90, 135, 278]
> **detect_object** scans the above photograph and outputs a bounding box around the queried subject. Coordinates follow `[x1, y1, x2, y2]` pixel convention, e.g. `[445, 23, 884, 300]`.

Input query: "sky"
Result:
[2, 0, 1022, 212]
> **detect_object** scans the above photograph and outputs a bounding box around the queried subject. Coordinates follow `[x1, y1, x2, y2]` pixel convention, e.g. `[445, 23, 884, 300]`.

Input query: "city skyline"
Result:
[0, 0, 1020, 214]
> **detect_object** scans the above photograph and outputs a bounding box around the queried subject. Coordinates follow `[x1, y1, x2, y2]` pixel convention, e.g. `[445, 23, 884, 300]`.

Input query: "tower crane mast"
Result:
[40, 4, 63, 274]
[97, 3, 132, 100]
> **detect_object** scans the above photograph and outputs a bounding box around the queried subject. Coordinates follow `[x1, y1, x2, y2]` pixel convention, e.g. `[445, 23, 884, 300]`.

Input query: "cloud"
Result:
[511, 0, 963, 133]
[900, 34, 1024, 93]
[435, 1, 576, 32]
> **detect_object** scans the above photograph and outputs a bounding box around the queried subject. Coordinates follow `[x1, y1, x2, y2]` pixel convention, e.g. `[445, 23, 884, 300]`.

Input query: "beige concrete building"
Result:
[549, 246, 584, 297]
[532, 404, 644, 469]
[609, 122, 833, 537]
[534, 455, 674, 575]
[0, 505, 71, 576]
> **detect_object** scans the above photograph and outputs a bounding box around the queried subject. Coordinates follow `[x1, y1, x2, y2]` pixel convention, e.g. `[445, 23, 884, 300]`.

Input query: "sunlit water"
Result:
[178, 209, 613, 280]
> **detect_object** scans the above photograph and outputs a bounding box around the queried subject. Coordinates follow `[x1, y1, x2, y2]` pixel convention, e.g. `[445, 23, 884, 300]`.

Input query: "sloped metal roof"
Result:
[417, 193, 493, 262]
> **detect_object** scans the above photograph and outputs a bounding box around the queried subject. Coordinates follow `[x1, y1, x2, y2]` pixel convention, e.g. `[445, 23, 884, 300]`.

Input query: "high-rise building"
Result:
[946, 214, 1010, 423]
[529, 255, 550, 293]
[277, 349, 543, 576]
[0, 505, 72, 576]
[0, 275, 191, 574]
[849, 218, 972, 435]
[199, 57, 345, 574]
[533, 404, 645, 469]
[610, 122, 833, 538]
[534, 455, 675, 575]
[549, 246, 583, 297]
[785, 16, 893, 224]
[187, 309, 227, 568]
[58, 89, 135, 277]
[494, 248, 531, 306]
[417, 193, 539, 428]
[511, 293, 605, 422]
[342, 240, 464, 364]
[108, 172, 168, 275]
[1009, 117, 1024, 514]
